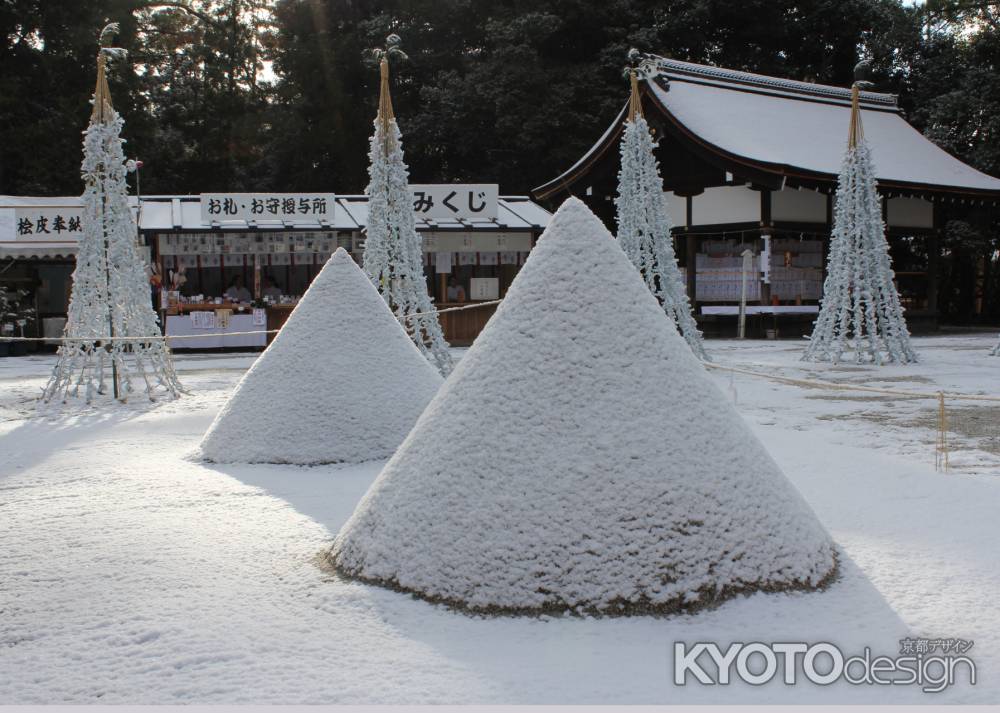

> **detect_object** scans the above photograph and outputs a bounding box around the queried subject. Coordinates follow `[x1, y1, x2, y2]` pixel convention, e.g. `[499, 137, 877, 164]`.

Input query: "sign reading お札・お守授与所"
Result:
[411, 185, 498, 221]
[200, 194, 336, 223]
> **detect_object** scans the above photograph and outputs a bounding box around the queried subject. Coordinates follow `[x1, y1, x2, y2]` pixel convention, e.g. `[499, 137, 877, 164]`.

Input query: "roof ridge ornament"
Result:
[644, 55, 896, 107]
[624, 49, 663, 121]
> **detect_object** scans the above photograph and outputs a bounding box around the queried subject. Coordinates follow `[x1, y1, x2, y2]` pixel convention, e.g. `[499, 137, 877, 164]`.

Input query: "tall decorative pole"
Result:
[42, 24, 182, 404]
[361, 34, 453, 376]
[802, 62, 918, 365]
[614, 51, 708, 360]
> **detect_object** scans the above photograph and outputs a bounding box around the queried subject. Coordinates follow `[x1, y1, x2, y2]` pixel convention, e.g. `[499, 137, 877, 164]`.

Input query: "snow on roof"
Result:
[198, 248, 442, 465]
[534, 58, 1000, 199]
[648, 74, 1000, 193]
[332, 197, 836, 615]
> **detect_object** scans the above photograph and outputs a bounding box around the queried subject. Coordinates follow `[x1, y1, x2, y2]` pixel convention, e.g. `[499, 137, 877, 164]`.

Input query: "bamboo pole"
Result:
[847, 84, 864, 150]
[93, 51, 121, 400]
[378, 57, 396, 155]
[627, 69, 643, 122]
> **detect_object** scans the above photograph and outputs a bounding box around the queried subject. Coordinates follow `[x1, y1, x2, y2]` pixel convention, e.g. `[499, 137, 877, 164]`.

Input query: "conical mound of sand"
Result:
[199, 248, 443, 465]
[331, 198, 835, 615]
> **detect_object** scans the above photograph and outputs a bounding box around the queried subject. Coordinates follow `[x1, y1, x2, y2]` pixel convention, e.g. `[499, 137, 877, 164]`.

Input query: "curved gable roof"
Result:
[535, 57, 1000, 200]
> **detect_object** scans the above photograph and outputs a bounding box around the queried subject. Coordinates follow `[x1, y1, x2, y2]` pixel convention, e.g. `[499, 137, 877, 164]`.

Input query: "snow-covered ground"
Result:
[1, 334, 998, 703]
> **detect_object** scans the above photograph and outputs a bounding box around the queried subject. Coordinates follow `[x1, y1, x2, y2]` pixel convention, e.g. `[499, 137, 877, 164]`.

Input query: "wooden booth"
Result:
[139, 190, 549, 348]
[533, 57, 1000, 337]
[1, 191, 551, 349]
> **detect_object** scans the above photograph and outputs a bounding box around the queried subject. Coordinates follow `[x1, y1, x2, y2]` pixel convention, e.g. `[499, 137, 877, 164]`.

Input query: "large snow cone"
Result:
[331, 198, 836, 615]
[199, 248, 442, 465]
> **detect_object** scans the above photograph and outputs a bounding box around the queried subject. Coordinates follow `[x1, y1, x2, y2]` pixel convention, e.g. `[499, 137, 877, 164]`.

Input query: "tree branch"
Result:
[135, 1, 222, 28]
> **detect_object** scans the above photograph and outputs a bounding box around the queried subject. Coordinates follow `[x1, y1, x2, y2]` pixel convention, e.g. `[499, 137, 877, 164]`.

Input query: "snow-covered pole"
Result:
[93, 32, 121, 400]
[614, 50, 709, 360]
[990, 334, 1000, 356]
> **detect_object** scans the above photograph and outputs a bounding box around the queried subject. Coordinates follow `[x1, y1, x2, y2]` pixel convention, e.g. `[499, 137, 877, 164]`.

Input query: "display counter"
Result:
[164, 302, 297, 349]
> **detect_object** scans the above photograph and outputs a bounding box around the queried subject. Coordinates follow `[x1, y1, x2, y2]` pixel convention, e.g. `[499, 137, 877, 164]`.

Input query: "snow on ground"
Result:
[0, 334, 998, 703]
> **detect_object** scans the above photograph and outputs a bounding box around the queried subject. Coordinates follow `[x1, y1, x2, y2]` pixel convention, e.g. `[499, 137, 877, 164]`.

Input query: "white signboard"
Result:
[200, 193, 336, 223]
[411, 184, 498, 221]
[0, 207, 85, 241]
[421, 231, 530, 253]
[435, 251, 453, 274]
[469, 277, 499, 301]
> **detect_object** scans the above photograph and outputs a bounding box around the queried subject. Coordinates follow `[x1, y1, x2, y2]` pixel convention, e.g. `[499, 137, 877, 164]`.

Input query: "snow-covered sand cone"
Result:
[199, 248, 443, 465]
[332, 198, 836, 615]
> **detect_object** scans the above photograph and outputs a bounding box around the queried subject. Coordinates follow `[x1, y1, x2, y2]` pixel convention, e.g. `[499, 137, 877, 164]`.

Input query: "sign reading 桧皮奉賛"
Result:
[200, 193, 336, 223]
[410, 184, 498, 221]
[0, 207, 85, 242]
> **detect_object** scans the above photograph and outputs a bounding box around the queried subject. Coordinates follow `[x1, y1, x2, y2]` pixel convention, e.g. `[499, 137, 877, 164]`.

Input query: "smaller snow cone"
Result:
[332, 198, 836, 615]
[199, 249, 442, 465]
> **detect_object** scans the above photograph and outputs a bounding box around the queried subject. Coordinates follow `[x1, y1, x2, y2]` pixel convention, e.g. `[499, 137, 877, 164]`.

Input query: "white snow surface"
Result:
[198, 248, 442, 464]
[332, 198, 835, 613]
[1, 334, 999, 703]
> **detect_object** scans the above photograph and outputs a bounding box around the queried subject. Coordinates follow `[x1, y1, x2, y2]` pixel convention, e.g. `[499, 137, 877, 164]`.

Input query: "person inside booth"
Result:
[446, 276, 466, 303]
[224, 274, 252, 303]
[262, 275, 282, 300]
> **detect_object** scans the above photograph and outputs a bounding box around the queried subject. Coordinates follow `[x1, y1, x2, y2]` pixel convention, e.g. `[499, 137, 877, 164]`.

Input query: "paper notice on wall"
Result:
[191, 311, 216, 330]
[500, 251, 517, 265]
[215, 309, 232, 329]
[458, 252, 477, 266]
[252, 308, 266, 326]
[435, 251, 453, 274]
[478, 251, 498, 266]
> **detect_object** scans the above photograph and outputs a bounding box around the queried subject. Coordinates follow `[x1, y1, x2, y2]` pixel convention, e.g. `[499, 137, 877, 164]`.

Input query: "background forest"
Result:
[1, 0, 999, 322]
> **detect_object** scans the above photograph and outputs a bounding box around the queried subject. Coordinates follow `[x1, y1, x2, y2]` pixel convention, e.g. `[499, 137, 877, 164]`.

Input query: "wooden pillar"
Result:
[927, 231, 940, 316]
[253, 254, 261, 299]
[685, 232, 697, 304]
[759, 229, 772, 305]
[439, 271, 448, 303]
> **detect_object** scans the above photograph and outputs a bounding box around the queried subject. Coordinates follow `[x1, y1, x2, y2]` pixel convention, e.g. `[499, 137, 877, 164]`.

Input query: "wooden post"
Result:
[759, 230, 772, 305]
[253, 254, 261, 299]
[927, 230, 939, 318]
[685, 232, 697, 305]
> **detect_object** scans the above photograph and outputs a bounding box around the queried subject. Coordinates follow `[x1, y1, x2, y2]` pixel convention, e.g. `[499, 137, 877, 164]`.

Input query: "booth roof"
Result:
[534, 56, 1000, 199]
[0, 241, 78, 259]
